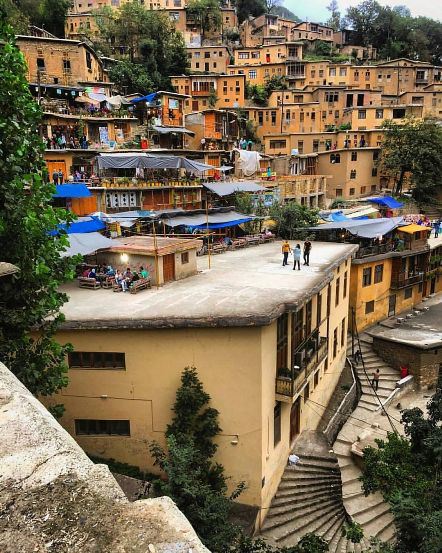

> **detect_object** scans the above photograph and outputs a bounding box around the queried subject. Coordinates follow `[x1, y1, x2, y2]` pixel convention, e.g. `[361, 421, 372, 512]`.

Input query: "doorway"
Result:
[431, 278, 436, 294]
[388, 294, 396, 317]
[162, 253, 175, 283]
[290, 397, 301, 444]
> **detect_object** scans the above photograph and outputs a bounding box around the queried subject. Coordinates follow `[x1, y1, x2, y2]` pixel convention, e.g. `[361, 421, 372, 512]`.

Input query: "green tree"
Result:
[149, 367, 244, 552]
[187, 0, 222, 41]
[108, 60, 154, 95]
[0, 18, 76, 395]
[379, 117, 442, 197]
[2, 0, 70, 37]
[269, 202, 319, 240]
[235, 0, 266, 25]
[360, 390, 442, 553]
[96, 2, 188, 90]
[271, 6, 300, 22]
[326, 0, 341, 31]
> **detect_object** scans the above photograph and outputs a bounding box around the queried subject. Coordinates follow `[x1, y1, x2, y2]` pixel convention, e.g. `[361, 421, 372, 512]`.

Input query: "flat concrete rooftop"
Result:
[59, 241, 357, 329]
[368, 294, 442, 349]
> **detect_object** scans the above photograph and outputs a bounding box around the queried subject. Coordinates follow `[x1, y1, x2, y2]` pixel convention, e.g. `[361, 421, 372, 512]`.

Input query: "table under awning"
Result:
[96, 153, 213, 173]
[152, 125, 195, 136]
[164, 210, 255, 228]
[202, 181, 265, 196]
[53, 183, 91, 198]
[60, 232, 114, 257]
[309, 217, 404, 239]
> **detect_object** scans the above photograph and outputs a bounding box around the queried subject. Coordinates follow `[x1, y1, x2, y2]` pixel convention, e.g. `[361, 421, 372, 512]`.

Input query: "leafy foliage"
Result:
[0, 18, 76, 396]
[271, 6, 300, 22]
[235, 0, 266, 25]
[344, 0, 442, 64]
[149, 367, 244, 552]
[341, 521, 363, 544]
[108, 60, 154, 95]
[1, 0, 70, 36]
[326, 0, 341, 31]
[94, 2, 188, 91]
[231, 533, 328, 553]
[379, 118, 442, 197]
[269, 202, 319, 240]
[360, 389, 442, 553]
[187, 0, 222, 40]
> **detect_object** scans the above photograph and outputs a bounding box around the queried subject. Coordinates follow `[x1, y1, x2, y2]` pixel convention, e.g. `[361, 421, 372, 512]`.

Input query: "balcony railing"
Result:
[355, 243, 395, 258]
[99, 177, 204, 189]
[390, 271, 424, 289]
[275, 332, 328, 400]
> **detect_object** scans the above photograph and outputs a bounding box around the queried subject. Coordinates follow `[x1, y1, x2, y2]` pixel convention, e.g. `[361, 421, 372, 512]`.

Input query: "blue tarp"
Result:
[130, 93, 157, 104]
[330, 212, 348, 222]
[367, 196, 403, 209]
[50, 217, 105, 235]
[53, 183, 91, 198]
[188, 218, 254, 229]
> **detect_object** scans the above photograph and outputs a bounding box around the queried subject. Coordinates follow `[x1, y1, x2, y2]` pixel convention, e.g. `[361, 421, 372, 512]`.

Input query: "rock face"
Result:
[0, 362, 209, 553]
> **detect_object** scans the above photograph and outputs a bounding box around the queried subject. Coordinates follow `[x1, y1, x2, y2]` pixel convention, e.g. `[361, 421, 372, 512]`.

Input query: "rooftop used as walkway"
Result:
[368, 294, 442, 349]
[59, 241, 357, 330]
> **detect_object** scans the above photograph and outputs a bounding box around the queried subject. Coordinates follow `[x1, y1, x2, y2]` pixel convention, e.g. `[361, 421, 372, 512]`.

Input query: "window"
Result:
[374, 264, 383, 283]
[238, 52, 249, 59]
[340, 67, 347, 76]
[333, 328, 338, 358]
[351, 151, 358, 161]
[271, 111, 277, 126]
[358, 109, 366, 119]
[329, 68, 336, 77]
[194, 51, 200, 58]
[75, 419, 130, 436]
[393, 108, 406, 119]
[37, 57, 45, 69]
[273, 402, 281, 446]
[404, 287, 413, 299]
[251, 51, 259, 59]
[336, 188, 343, 197]
[373, 150, 379, 161]
[248, 70, 257, 79]
[68, 351, 126, 369]
[335, 277, 340, 306]
[314, 370, 319, 387]
[341, 317, 345, 348]
[63, 59, 71, 71]
[365, 300, 374, 314]
[349, 187, 355, 195]
[372, 167, 378, 177]
[313, 139, 319, 152]
[362, 267, 372, 287]
[269, 140, 286, 149]
[375, 108, 384, 119]
[361, 186, 366, 194]
[330, 153, 340, 164]
[276, 313, 288, 370]
[304, 382, 310, 401]
[350, 170, 357, 179]
[298, 141, 304, 154]
[181, 252, 189, 264]
[325, 91, 339, 103]
[343, 271, 347, 298]
[86, 51, 92, 70]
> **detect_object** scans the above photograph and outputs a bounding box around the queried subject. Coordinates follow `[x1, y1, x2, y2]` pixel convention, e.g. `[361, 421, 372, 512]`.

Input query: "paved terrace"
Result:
[59, 241, 357, 329]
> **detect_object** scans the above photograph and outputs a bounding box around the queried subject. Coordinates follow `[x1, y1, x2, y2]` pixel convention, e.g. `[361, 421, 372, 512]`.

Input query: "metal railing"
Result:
[275, 334, 328, 399]
[390, 272, 424, 289]
[355, 243, 395, 258]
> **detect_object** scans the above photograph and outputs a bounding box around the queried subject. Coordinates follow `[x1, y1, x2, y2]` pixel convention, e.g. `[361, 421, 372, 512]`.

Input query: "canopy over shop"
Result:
[95, 152, 214, 174]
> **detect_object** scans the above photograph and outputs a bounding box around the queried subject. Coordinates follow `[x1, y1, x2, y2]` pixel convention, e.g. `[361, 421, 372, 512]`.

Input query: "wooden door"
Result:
[46, 160, 67, 182]
[162, 253, 175, 283]
[290, 397, 301, 443]
[388, 294, 396, 317]
[192, 100, 199, 111]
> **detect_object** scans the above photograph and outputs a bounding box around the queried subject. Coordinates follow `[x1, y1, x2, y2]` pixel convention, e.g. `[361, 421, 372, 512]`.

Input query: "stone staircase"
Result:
[333, 332, 399, 544]
[260, 452, 371, 551]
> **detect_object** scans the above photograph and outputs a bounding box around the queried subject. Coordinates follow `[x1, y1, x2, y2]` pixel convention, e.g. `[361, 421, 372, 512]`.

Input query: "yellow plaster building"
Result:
[47, 242, 356, 525]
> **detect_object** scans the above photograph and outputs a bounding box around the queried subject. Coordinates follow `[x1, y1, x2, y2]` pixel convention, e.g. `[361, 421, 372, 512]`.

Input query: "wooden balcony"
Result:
[277, 175, 327, 198]
[192, 89, 213, 96]
[99, 177, 203, 190]
[390, 271, 424, 289]
[275, 334, 328, 402]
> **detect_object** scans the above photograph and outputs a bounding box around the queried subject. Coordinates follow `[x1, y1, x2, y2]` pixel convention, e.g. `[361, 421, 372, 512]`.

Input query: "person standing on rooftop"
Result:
[282, 240, 291, 266]
[293, 244, 301, 271]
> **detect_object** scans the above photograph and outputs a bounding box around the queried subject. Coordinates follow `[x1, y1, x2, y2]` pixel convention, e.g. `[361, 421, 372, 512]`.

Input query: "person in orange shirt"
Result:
[282, 240, 291, 266]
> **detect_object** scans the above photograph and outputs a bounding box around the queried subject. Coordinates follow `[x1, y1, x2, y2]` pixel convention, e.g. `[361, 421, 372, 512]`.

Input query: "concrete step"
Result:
[357, 398, 378, 411]
[275, 502, 346, 546]
[277, 479, 342, 494]
[262, 495, 341, 535]
[323, 515, 345, 543]
[296, 453, 339, 465]
[348, 497, 385, 518]
[268, 492, 342, 518]
[354, 501, 391, 526]
[282, 473, 342, 484]
[286, 465, 340, 477]
[272, 486, 342, 507]
[374, 517, 395, 542]
[287, 460, 340, 472]
[361, 384, 395, 395]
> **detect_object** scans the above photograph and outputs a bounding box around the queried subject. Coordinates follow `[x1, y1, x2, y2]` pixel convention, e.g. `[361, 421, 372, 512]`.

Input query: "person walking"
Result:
[293, 244, 301, 271]
[435, 220, 441, 238]
[282, 240, 291, 266]
[303, 240, 312, 266]
[52, 170, 59, 185]
[372, 369, 380, 391]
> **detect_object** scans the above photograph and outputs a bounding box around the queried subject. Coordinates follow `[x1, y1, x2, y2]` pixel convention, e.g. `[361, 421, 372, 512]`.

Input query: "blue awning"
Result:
[53, 183, 91, 198]
[367, 196, 403, 209]
[189, 217, 254, 229]
[51, 217, 105, 235]
[130, 93, 157, 104]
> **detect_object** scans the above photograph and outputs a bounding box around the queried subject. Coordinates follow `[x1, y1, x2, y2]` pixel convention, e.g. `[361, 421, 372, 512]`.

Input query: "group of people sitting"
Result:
[82, 265, 149, 291]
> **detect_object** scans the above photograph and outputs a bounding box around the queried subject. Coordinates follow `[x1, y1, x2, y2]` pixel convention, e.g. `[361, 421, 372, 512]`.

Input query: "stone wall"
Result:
[372, 337, 441, 390]
[0, 361, 209, 553]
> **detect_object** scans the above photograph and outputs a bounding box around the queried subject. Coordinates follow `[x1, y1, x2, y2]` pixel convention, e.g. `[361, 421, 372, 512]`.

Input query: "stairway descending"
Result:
[260, 452, 371, 552]
[334, 333, 399, 544]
